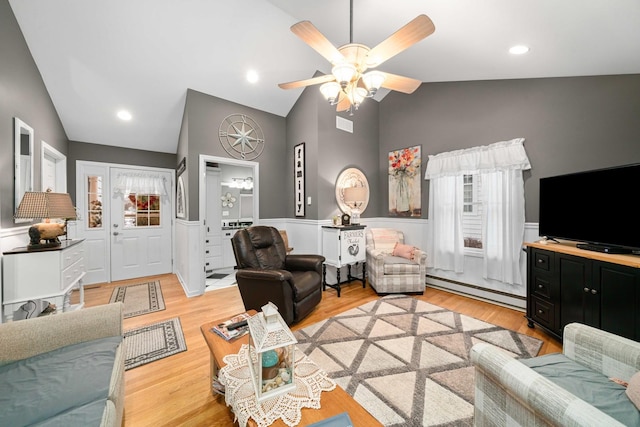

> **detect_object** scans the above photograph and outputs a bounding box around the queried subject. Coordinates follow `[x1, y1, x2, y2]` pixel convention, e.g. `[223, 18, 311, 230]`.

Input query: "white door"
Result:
[109, 168, 173, 281]
[42, 141, 67, 193]
[76, 162, 110, 284]
[205, 168, 223, 273]
[42, 155, 57, 192]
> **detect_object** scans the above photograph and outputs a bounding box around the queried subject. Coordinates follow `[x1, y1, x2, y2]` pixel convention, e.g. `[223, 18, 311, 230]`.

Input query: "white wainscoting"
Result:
[424, 222, 541, 310]
[174, 219, 205, 297]
[0, 226, 31, 253]
[1, 226, 36, 319]
[142, 218, 541, 310]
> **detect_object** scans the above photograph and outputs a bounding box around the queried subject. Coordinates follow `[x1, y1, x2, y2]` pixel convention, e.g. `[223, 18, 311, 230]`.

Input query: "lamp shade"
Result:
[349, 86, 367, 108]
[14, 192, 77, 220]
[320, 82, 341, 103]
[332, 63, 357, 86]
[362, 71, 386, 94]
[343, 186, 367, 203]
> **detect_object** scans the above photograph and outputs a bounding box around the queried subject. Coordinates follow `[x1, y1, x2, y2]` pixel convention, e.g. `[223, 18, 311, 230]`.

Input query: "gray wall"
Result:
[0, 0, 69, 229]
[379, 74, 640, 222]
[66, 140, 177, 203]
[286, 81, 380, 220]
[4, 0, 639, 229]
[317, 97, 379, 219]
[285, 82, 319, 218]
[182, 89, 287, 220]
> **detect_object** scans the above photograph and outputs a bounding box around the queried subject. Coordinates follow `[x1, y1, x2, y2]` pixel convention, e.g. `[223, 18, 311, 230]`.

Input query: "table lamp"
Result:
[342, 186, 367, 225]
[14, 191, 77, 249]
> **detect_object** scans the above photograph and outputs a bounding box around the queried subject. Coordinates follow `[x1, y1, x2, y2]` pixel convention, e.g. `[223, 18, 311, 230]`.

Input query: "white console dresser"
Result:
[321, 225, 367, 297]
[2, 239, 86, 322]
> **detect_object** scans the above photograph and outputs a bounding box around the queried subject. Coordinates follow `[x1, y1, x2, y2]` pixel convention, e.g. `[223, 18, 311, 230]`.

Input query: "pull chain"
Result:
[349, 0, 353, 44]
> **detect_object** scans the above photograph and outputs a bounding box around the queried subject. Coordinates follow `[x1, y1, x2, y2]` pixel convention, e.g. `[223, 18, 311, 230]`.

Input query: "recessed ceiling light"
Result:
[117, 110, 132, 121]
[246, 70, 259, 83]
[509, 45, 530, 55]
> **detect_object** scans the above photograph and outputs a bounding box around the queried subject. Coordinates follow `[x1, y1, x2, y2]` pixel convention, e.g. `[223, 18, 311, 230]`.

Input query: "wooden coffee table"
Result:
[200, 312, 382, 427]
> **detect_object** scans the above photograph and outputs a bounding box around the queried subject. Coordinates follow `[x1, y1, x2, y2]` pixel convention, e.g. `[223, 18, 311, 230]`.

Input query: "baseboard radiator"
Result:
[425, 274, 526, 311]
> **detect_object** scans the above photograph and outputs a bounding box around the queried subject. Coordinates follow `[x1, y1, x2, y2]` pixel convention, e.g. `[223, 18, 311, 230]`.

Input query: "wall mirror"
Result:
[335, 167, 370, 215]
[14, 117, 35, 223]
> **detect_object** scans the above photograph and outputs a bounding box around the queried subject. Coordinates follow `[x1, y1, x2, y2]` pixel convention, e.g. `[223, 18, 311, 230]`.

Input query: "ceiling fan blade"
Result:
[367, 15, 435, 67]
[278, 74, 336, 90]
[379, 72, 422, 94]
[290, 21, 346, 64]
[336, 91, 351, 112]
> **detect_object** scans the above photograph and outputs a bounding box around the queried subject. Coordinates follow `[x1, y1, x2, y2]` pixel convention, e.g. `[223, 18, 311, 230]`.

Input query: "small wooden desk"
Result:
[200, 313, 382, 427]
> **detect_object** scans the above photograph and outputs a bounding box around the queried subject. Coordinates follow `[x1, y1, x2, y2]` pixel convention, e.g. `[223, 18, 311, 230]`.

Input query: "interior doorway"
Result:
[199, 155, 259, 291]
[41, 141, 67, 192]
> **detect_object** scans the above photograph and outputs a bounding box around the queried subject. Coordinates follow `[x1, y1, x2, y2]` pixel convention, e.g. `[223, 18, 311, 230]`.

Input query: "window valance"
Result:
[113, 172, 168, 196]
[424, 138, 530, 179]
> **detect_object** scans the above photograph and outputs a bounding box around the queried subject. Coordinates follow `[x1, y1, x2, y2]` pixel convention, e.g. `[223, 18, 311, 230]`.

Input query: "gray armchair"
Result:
[365, 228, 427, 294]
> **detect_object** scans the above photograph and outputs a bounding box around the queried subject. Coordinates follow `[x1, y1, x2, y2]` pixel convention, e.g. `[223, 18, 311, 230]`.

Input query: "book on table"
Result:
[211, 312, 251, 341]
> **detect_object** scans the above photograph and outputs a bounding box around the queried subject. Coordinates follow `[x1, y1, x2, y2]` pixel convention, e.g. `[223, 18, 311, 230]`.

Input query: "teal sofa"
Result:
[0, 303, 125, 426]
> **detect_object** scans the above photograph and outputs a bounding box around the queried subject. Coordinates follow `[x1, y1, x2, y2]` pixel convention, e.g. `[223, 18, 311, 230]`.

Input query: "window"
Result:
[462, 174, 483, 249]
[87, 175, 103, 228]
[124, 194, 161, 227]
[463, 175, 473, 213]
[425, 138, 530, 283]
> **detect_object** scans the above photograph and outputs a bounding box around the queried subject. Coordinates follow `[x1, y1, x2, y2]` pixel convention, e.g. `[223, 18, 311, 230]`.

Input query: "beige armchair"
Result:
[365, 228, 427, 294]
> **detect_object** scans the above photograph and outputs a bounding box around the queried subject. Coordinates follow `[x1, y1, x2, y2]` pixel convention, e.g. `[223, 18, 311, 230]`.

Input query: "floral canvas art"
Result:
[389, 145, 421, 216]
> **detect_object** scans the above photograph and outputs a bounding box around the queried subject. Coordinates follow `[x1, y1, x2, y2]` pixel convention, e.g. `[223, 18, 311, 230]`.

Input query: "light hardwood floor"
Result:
[82, 274, 562, 427]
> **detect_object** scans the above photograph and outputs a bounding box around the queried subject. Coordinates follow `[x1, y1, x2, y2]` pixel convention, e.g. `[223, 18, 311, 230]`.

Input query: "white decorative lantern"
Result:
[246, 302, 297, 402]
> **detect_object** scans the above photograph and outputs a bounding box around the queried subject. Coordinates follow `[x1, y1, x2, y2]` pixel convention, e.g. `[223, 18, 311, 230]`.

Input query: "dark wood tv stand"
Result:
[525, 241, 640, 342]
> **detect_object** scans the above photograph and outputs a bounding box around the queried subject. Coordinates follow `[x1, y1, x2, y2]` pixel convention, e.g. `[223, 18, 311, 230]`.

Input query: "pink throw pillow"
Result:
[627, 372, 640, 410]
[393, 243, 416, 261]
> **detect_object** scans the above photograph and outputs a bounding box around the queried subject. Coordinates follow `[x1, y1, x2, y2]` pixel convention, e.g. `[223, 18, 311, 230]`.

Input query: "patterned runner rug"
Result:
[294, 295, 543, 426]
[124, 317, 187, 370]
[109, 280, 165, 318]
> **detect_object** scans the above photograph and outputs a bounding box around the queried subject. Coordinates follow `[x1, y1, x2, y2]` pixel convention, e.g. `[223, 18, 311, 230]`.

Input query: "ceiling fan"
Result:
[278, 0, 435, 114]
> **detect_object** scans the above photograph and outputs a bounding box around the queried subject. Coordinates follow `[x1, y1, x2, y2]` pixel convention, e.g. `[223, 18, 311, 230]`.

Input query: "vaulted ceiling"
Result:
[10, 0, 640, 153]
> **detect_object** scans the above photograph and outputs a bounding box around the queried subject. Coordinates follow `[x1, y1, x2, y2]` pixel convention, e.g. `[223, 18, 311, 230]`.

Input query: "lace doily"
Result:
[219, 344, 336, 427]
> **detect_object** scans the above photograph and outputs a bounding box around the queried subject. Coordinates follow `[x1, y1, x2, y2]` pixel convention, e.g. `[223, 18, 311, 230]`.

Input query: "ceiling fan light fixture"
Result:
[320, 82, 341, 104]
[362, 71, 386, 96]
[349, 86, 368, 108]
[332, 63, 357, 88]
[281, 9, 434, 116]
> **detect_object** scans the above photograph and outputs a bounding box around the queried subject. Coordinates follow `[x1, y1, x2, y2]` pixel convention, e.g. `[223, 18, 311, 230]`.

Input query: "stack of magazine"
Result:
[211, 312, 251, 341]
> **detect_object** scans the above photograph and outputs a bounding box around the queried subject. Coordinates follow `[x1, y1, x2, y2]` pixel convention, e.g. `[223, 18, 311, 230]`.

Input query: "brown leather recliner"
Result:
[230, 226, 325, 325]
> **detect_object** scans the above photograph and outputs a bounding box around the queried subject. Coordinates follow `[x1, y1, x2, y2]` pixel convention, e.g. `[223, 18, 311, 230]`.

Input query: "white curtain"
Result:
[426, 174, 465, 272]
[425, 138, 531, 283]
[112, 172, 168, 196]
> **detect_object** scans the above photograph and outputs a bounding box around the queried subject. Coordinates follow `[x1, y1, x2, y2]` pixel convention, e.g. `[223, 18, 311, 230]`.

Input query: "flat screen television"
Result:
[539, 163, 640, 254]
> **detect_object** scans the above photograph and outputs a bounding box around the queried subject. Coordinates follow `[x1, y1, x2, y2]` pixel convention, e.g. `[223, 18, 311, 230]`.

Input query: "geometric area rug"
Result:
[293, 295, 543, 426]
[123, 317, 187, 370]
[109, 280, 166, 319]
